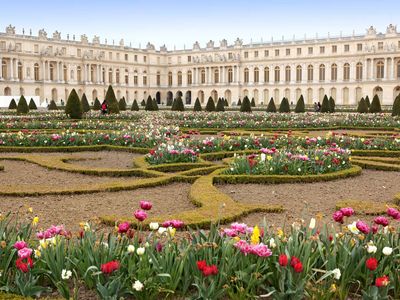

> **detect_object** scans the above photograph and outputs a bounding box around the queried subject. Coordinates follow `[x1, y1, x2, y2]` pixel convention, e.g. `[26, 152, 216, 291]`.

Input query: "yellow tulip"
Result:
[251, 226, 260, 245]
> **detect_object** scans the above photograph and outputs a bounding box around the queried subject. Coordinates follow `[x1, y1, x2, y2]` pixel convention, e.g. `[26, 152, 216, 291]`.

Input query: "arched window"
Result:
[307, 65, 313, 82]
[108, 68, 112, 83]
[177, 71, 182, 86]
[142, 71, 147, 86]
[214, 68, 219, 84]
[49, 63, 55, 81]
[17, 62, 23, 80]
[168, 72, 173, 86]
[264, 67, 269, 83]
[376, 61, 384, 79]
[116, 69, 120, 84]
[187, 70, 192, 85]
[319, 64, 325, 81]
[331, 64, 337, 81]
[296, 65, 302, 82]
[356, 62, 363, 80]
[90, 66, 95, 82]
[77, 66, 82, 82]
[254, 67, 259, 83]
[343, 63, 350, 81]
[274, 66, 280, 83]
[201, 69, 206, 84]
[34, 63, 40, 81]
[244, 68, 249, 83]
[228, 68, 233, 83]
[285, 66, 291, 82]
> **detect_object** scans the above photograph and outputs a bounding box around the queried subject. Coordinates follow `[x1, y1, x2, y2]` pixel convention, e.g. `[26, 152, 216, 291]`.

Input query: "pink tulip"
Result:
[134, 210, 147, 222]
[162, 219, 184, 229]
[117, 222, 130, 233]
[14, 241, 28, 250]
[332, 211, 344, 223]
[374, 216, 389, 227]
[139, 201, 153, 211]
[18, 247, 33, 259]
[387, 207, 400, 220]
[356, 220, 370, 234]
[340, 207, 354, 217]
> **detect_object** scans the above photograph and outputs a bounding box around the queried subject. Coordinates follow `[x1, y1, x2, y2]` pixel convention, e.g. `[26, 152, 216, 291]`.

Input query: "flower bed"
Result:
[145, 144, 199, 164]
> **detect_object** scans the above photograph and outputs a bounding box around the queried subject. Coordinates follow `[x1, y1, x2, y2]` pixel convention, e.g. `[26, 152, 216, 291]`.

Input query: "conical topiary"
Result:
[278, 97, 290, 113]
[357, 97, 368, 113]
[152, 98, 159, 111]
[321, 95, 330, 113]
[17, 95, 29, 114]
[119, 97, 127, 111]
[237, 98, 242, 106]
[28, 98, 37, 110]
[8, 98, 17, 109]
[369, 94, 382, 113]
[365, 96, 371, 108]
[295, 95, 305, 113]
[93, 97, 101, 110]
[205, 97, 216, 112]
[251, 97, 256, 107]
[240, 96, 252, 113]
[172, 96, 184, 111]
[48, 100, 58, 110]
[266, 97, 277, 113]
[224, 98, 228, 106]
[167, 97, 173, 106]
[104, 85, 120, 113]
[65, 89, 83, 119]
[81, 93, 90, 113]
[145, 96, 154, 111]
[194, 97, 202, 112]
[392, 95, 400, 116]
[216, 98, 225, 112]
[131, 99, 139, 111]
[328, 96, 335, 113]
[141, 99, 145, 106]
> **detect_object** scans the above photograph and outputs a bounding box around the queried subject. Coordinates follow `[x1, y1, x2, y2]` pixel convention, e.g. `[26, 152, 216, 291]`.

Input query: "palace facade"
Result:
[0, 24, 400, 107]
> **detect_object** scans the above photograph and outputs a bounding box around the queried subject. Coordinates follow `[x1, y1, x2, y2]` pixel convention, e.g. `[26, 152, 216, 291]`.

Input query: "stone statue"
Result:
[6, 24, 15, 35]
[81, 34, 88, 44]
[206, 40, 214, 49]
[146, 42, 155, 50]
[120, 39, 125, 47]
[220, 39, 227, 48]
[53, 31, 61, 40]
[193, 41, 200, 50]
[366, 26, 377, 36]
[93, 36, 100, 45]
[27, 67, 31, 77]
[160, 44, 167, 52]
[38, 29, 47, 39]
[386, 24, 397, 34]
[234, 38, 243, 47]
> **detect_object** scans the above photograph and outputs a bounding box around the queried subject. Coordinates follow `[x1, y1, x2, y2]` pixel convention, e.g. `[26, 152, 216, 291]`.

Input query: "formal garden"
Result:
[0, 85, 399, 299]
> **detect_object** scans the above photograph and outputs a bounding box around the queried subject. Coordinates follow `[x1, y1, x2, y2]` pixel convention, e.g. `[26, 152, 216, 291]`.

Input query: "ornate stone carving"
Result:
[366, 26, 377, 36]
[220, 39, 228, 48]
[54, 47, 63, 56]
[146, 42, 155, 50]
[206, 40, 214, 49]
[81, 34, 88, 44]
[38, 29, 48, 40]
[160, 44, 167, 52]
[193, 41, 200, 50]
[6, 24, 15, 35]
[40, 46, 51, 56]
[234, 38, 243, 47]
[52, 31, 61, 40]
[386, 24, 397, 35]
[92, 36, 100, 45]
[120, 39, 125, 47]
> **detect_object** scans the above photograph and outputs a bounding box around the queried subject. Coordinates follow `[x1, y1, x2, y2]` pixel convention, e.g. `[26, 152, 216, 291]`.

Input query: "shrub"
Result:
[294, 95, 305, 113]
[369, 94, 382, 113]
[266, 97, 277, 113]
[357, 98, 368, 113]
[119, 97, 127, 111]
[141, 99, 145, 106]
[392, 95, 400, 116]
[365, 95, 371, 108]
[145, 96, 154, 111]
[224, 98, 228, 106]
[278, 97, 290, 113]
[216, 98, 225, 112]
[81, 93, 90, 113]
[172, 96, 185, 111]
[17, 95, 29, 114]
[321, 95, 330, 113]
[48, 100, 58, 110]
[167, 97, 173, 106]
[93, 97, 101, 110]
[131, 99, 140, 111]
[28, 98, 37, 110]
[194, 97, 202, 112]
[329, 96, 335, 113]
[240, 96, 252, 113]
[251, 97, 256, 107]
[65, 89, 83, 119]
[152, 98, 159, 111]
[205, 97, 216, 112]
[8, 98, 17, 109]
[104, 86, 120, 114]
[237, 98, 242, 106]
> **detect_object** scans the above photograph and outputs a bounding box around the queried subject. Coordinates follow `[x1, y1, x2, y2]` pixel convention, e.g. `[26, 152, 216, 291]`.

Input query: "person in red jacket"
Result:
[101, 100, 108, 114]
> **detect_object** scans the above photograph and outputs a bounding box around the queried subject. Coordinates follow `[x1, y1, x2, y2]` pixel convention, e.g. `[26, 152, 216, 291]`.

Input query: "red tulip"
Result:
[278, 254, 288, 267]
[366, 257, 378, 271]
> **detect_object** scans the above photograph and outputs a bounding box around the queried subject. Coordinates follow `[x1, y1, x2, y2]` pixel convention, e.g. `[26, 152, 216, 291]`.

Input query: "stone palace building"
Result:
[0, 24, 400, 107]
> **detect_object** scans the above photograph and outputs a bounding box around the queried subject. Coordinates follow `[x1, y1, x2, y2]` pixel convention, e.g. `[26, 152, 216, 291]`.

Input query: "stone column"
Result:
[370, 59, 374, 80]
[259, 65, 264, 83]
[222, 66, 225, 84]
[10, 58, 14, 80]
[349, 62, 355, 82]
[47, 62, 50, 81]
[42, 61, 46, 81]
[0, 55, 3, 79]
[15, 59, 19, 81]
[249, 66, 254, 84]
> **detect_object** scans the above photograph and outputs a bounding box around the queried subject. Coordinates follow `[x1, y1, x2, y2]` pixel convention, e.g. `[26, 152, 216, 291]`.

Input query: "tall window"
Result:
[356, 63, 363, 80]
[125, 69, 129, 84]
[244, 68, 249, 83]
[307, 65, 313, 82]
[49, 64, 55, 81]
[285, 66, 291, 82]
[214, 69, 219, 84]
[116, 69, 120, 84]
[63, 65, 67, 81]
[343, 63, 350, 81]
[143, 71, 147, 85]
[108, 68, 112, 83]
[168, 72, 173, 86]
[264, 67, 269, 83]
[228, 68, 233, 83]
[376, 61, 384, 79]
[91, 66, 94, 82]
[187, 71, 192, 85]
[254, 67, 259, 83]
[331, 64, 337, 81]
[177, 71, 182, 86]
[156, 72, 161, 86]
[274, 66, 280, 83]
[17, 62, 23, 80]
[296, 65, 302, 82]
[397, 61, 400, 78]
[34, 63, 39, 81]
[319, 64, 325, 81]
[2, 60, 7, 79]
[201, 69, 206, 84]
[77, 67, 82, 82]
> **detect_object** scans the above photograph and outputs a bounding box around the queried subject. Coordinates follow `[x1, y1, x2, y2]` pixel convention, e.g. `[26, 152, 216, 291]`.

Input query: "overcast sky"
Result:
[0, 0, 398, 50]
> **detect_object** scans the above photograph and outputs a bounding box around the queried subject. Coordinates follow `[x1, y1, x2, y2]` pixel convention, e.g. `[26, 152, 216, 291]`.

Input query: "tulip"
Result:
[139, 200, 152, 211]
[134, 210, 147, 222]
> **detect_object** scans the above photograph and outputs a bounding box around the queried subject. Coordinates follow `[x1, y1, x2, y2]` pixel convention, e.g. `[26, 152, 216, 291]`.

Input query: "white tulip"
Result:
[149, 222, 159, 230]
[382, 247, 393, 256]
[332, 268, 341, 280]
[127, 245, 135, 253]
[136, 247, 145, 256]
[133, 280, 144, 291]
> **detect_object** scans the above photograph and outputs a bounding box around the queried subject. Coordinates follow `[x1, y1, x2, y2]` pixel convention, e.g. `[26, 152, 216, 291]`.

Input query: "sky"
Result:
[0, 0, 399, 50]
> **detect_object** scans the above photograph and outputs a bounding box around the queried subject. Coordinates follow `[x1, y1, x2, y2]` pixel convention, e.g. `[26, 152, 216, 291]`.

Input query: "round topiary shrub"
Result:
[369, 95, 382, 113]
[131, 99, 140, 111]
[294, 95, 305, 113]
[357, 97, 368, 113]
[48, 100, 58, 110]
[104, 86, 120, 114]
[216, 98, 225, 112]
[65, 89, 83, 119]
[93, 97, 101, 110]
[28, 98, 37, 110]
[8, 98, 17, 109]
[119, 97, 127, 111]
[321, 95, 330, 113]
[81, 93, 90, 113]
[392, 95, 400, 116]
[205, 97, 216, 112]
[17, 95, 29, 114]
[329, 96, 335, 113]
[266, 97, 277, 113]
[194, 97, 202, 112]
[240, 96, 252, 113]
[279, 97, 290, 113]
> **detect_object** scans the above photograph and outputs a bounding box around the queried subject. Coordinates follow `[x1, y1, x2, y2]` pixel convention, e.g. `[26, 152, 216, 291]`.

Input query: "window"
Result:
[17, 62, 22, 80]
[297, 48, 302, 55]
[244, 52, 248, 59]
[187, 56, 191, 63]
[125, 54, 128, 61]
[134, 55, 138, 62]
[343, 63, 350, 81]
[344, 45, 350, 52]
[178, 56, 181, 64]
[34, 44, 39, 53]
[274, 66, 280, 83]
[285, 66, 291, 82]
[356, 62, 363, 80]
[264, 67, 269, 83]
[319, 64, 325, 81]
[296, 65, 302, 82]
[49, 64, 55, 81]
[244, 68, 249, 83]
[125, 71, 129, 84]
[307, 65, 313, 82]
[116, 53, 120, 60]
[254, 67, 259, 83]
[201, 69, 206, 83]
[108, 52, 112, 59]
[177, 71, 182, 86]
[397, 61, 400, 78]
[34, 63, 39, 81]
[0, 41, 5, 50]
[320, 46, 325, 54]
[286, 49, 290, 56]
[378, 42, 383, 50]
[168, 72, 173, 86]
[156, 72, 161, 86]
[77, 67, 82, 82]
[63, 65, 67, 81]
[308, 47, 313, 55]
[228, 68, 233, 83]
[187, 71, 192, 84]
[116, 69, 120, 84]
[275, 49, 280, 56]
[143, 74, 147, 85]
[108, 68, 113, 83]
[77, 49, 81, 57]
[134, 72, 138, 85]
[228, 52, 233, 59]
[254, 51, 258, 58]
[331, 64, 337, 81]
[143, 56, 147, 63]
[376, 61, 384, 79]
[214, 69, 219, 83]
[332, 45, 337, 53]
[264, 50, 269, 57]
[357, 43, 363, 51]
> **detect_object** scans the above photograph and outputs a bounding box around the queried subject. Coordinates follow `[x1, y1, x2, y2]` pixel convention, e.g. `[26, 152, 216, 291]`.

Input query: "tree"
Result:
[81, 93, 90, 113]
[251, 97, 256, 107]
[141, 99, 146, 106]
[145, 96, 154, 111]
[172, 96, 185, 111]
[65, 89, 83, 119]
[357, 98, 368, 113]
[205, 97, 216, 112]
[224, 98, 228, 106]
[240, 96, 252, 113]
[321, 95, 330, 113]
[152, 98, 159, 111]
[237, 98, 242, 106]
[294, 95, 305, 113]
[194, 97, 202, 112]
[28, 98, 37, 110]
[48, 100, 58, 110]
[369, 94, 382, 113]
[8, 98, 17, 109]
[104, 85, 120, 113]
[329, 96, 335, 113]
[17, 95, 29, 114]
[216, 98, 225, 112]
[167, 97, 173, 106]
[131, 99, 140, 111]
[279, 97, 290, 113]
[392, 95, 400, 116]
[266, 97, 277, 113]
[119, 97, 127, 111]
[93, 98, 101, 110]
[365, 95, 371, 108]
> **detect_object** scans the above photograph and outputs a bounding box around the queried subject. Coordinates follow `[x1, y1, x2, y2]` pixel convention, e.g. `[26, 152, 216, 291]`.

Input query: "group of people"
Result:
[313, 102, 322, 112]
